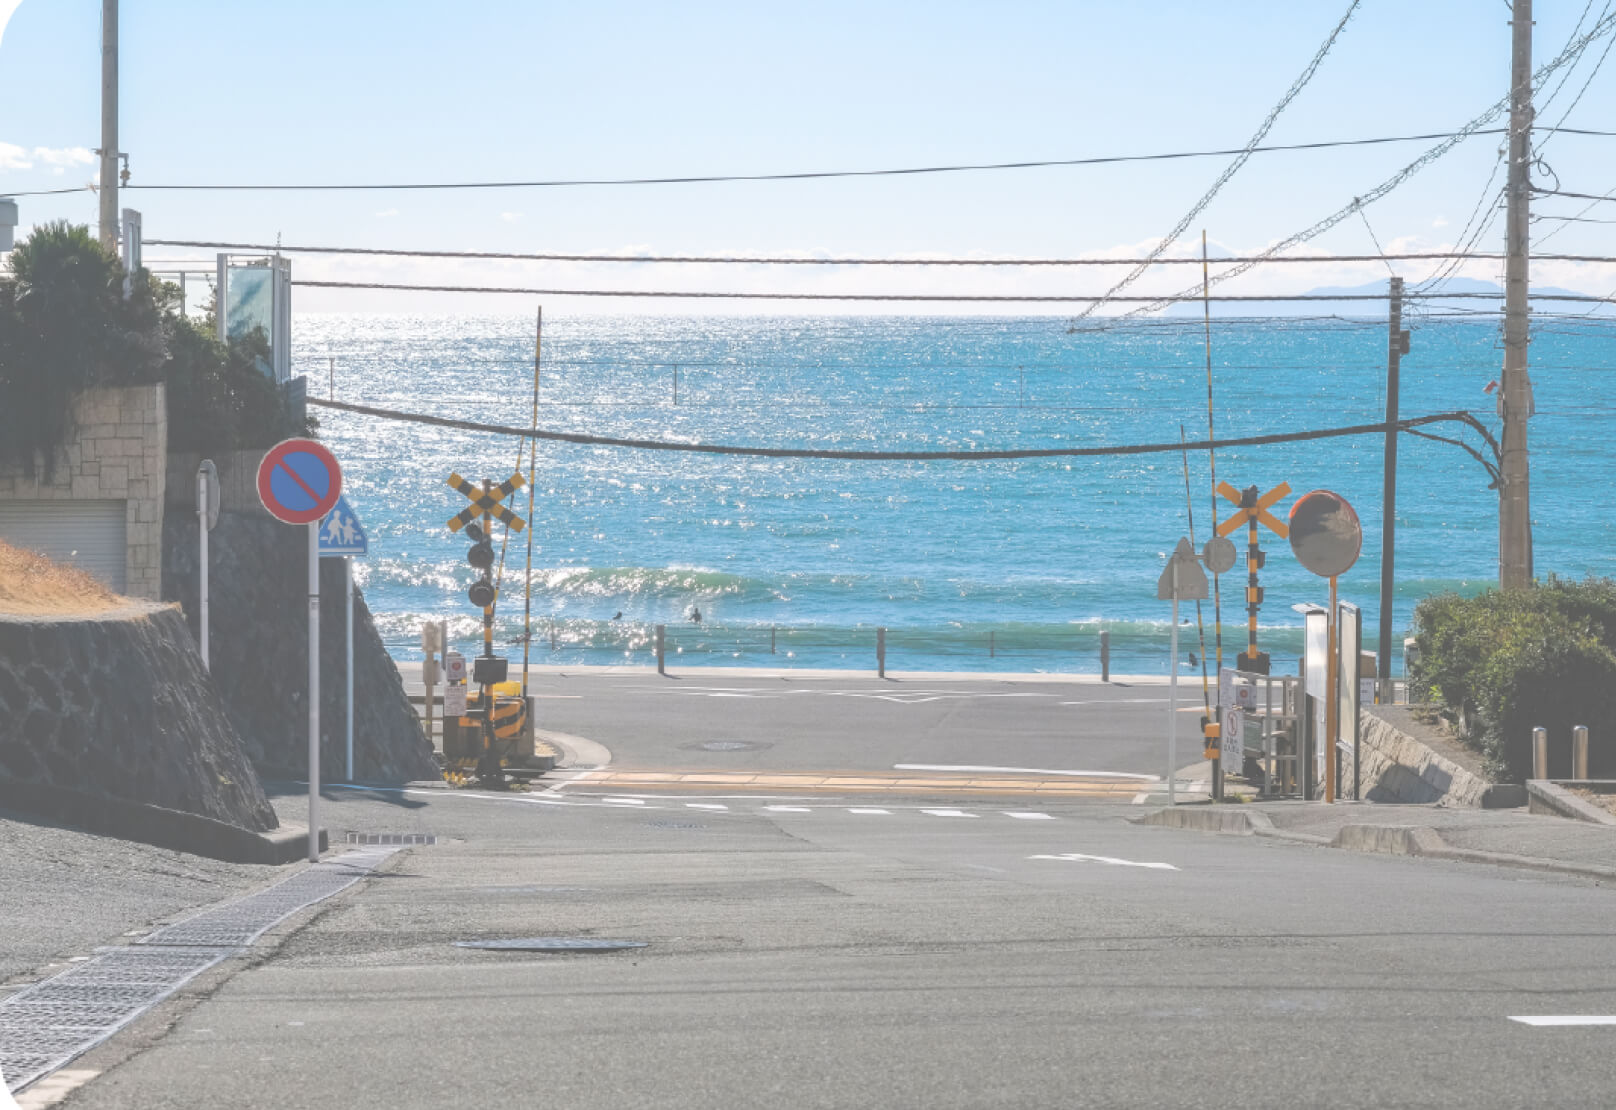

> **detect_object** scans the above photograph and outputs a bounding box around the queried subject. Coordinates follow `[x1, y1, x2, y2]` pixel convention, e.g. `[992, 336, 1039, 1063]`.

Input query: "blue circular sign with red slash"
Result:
[257, 438, 344, 525]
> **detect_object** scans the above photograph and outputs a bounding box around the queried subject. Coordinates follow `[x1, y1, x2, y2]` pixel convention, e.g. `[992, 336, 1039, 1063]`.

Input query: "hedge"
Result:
[1412, 577, 1616, 781]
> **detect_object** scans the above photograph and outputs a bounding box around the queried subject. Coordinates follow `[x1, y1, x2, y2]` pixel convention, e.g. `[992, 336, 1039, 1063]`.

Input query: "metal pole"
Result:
[345, 556, 354, 782]
[1500, 0, 1535, 589]
[307, 522, 320, 862]
[1326, 577, 1338, 804]
[877, 627, 886, 678]
[1169, 585, 1179, 806]
[98, 0, 119, 253]
[1379, 276, 1406, 677]
[1573, 725, 1589, 780]
[424, 626, 436, 759]
[656, 624, 666, 675]
[771, 626, 776, 654]
[989, 630, 995, 659]
[197, 468, 209, 671]
[522, 306, 541, 700]
[1100, 629, 1110, 682]
[1532, 726, 1548, 780]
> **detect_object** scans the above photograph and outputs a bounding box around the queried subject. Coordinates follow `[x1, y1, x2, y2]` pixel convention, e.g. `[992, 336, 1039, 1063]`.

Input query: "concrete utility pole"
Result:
[1499, 0, 1535, 589]
[98, 0, 120, 254]
[1378, 277, 1408, 679]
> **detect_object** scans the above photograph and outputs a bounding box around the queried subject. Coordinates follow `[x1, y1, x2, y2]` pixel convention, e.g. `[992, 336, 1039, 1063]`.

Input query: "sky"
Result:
[2, 1, 1616, 314]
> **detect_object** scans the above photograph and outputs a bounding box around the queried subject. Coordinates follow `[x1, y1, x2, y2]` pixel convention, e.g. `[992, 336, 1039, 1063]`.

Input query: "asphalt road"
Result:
[57, 784, 1616, 1109]
[496, 669, 1188, 778]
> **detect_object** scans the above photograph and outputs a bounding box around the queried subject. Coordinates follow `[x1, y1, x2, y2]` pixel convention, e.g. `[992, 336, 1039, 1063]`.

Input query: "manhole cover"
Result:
[682, 740, 772, 752]
[453, 938, 648, 953]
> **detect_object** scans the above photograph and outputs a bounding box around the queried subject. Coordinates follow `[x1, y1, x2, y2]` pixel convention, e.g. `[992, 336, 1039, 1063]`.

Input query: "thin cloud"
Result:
[375, 208, 400, 218]
[0, 142, 95, 172]
[500, 212, 523, 223]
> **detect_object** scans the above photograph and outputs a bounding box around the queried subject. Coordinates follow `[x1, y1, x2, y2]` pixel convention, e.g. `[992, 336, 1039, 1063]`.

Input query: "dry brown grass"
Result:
[0, 538, 126, 616]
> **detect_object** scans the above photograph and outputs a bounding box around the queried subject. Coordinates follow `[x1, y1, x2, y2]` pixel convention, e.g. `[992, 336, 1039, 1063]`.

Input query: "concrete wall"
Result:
[166, 449, 272, 521]
[1358, 705, 1526, 808]
[0, 385, 168, 599]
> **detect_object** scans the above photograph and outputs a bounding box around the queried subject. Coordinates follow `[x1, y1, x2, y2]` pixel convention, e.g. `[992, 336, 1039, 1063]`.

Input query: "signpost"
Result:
[257, 438, 343, 862]
[196, 460, 219, 671]
[1215, 481, 1291, 674]
[319, 495, 368, 782]
[445, 472, 527, 783]
[1157, 538, 1208, 804]
[1288, 489, 1363, 804]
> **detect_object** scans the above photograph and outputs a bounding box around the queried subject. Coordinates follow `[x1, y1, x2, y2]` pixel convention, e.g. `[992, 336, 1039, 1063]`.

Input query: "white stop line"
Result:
[1029, 852, 1179, 871]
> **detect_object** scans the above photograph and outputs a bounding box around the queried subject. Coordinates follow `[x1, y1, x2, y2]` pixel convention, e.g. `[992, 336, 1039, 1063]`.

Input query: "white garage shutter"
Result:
[0, 500, 128, 593]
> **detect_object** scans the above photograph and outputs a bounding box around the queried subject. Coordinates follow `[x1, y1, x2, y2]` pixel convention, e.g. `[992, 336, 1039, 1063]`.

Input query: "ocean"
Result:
[293, 312, 1616, 675]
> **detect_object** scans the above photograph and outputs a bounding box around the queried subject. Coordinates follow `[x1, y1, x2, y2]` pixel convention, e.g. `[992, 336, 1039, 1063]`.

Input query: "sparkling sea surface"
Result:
[294, 313, 1616, 675]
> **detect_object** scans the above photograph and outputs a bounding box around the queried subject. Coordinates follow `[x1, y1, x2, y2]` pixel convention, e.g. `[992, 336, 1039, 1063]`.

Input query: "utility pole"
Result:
[1499, 0, 1535, 589]
[98, 0, 119, 254]
[1378, 276, 1408, 680]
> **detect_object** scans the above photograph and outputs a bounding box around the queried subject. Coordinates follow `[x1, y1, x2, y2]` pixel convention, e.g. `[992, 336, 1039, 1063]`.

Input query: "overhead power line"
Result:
[1113, 6, 1616, 320]
[291, 279, 1614, 304]
[151, 239, 1616, 266]
[308, 397, 1499, 479]
[1075, 0, 1364, 319]
[9, 129, 1615, 201]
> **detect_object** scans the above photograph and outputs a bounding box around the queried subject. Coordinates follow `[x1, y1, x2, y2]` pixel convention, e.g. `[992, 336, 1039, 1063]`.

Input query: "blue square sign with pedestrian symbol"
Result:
[319, 496, 368, 557]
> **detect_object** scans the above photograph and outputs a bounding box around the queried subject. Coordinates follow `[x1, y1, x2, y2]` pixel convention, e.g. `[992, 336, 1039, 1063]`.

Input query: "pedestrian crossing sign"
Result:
[319, 495, 368, 557]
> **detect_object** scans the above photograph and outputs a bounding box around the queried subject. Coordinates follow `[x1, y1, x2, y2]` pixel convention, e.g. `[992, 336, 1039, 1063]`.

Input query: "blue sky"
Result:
[3, 1, 1615, 313]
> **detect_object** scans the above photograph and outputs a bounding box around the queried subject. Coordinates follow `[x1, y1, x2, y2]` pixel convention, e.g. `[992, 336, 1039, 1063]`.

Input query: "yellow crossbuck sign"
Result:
[1215, 481, 1290, 539]
[446, 472, 528, 533]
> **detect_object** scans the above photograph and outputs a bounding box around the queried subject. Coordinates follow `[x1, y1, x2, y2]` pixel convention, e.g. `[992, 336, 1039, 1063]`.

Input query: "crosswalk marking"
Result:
[921, 809, 978, 818]
[764, 805, 813, 812]
[685, 803, 729, 811]
[847, 807, 892, 815]
[1003, 812, 1057, 820]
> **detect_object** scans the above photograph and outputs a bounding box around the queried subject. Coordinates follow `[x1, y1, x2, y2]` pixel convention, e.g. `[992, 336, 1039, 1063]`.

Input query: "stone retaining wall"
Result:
[1358, 705, 1524, 807]
[0, 602, 277, 833]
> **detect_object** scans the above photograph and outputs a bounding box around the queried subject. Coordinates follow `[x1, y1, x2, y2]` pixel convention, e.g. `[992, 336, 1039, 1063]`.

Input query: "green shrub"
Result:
[1412, 578, 1616, 781]
[0, 223, 310, 469]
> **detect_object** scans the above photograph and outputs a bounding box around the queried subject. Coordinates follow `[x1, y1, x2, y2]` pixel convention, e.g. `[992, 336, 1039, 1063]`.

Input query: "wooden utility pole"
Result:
[1499, 0, 1535, 589]
[1378, 277, 1408, 679]
[98, 0, 119, 253]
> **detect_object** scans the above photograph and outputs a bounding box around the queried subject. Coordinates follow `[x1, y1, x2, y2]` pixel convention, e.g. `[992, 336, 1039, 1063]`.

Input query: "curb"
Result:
[1527, 780, 1616, 826]
[0, 780, 323, 865]
[1131, 806, 1616, 882]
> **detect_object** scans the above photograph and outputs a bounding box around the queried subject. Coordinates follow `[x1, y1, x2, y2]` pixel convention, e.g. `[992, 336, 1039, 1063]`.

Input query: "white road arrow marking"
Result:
[1029, 853, 1179, 870]
[1509, 1016, 1616, 1026]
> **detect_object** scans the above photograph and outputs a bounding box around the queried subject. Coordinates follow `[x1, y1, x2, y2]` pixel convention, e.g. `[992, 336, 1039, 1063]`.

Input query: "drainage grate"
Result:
[1, 846, 397, 1094]
[344, 832, 438, 845]
[453, 938, 648, 953]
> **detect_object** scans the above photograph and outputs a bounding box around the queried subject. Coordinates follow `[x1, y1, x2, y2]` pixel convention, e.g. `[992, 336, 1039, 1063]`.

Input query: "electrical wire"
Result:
[1072, 0, 1363, 319]
[290, 279, 1612, 304]
[148, 240, 1546, 266]
[307, 395, 1499, 475]
[1112, 7, 1616, 320]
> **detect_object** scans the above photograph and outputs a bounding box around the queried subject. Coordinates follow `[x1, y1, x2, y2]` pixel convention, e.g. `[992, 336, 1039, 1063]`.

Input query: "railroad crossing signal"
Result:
[446, 472, 527, 533]
[1214, 481, 1292, 676]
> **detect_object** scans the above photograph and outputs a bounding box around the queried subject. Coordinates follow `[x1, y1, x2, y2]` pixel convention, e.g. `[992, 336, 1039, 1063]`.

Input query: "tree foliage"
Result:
[1412, 577, 1616, 780]
[0, 222, 310, 473]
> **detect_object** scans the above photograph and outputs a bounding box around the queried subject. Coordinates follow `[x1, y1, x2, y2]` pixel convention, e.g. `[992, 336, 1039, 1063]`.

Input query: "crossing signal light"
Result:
[468, 580, 496, 608]
[467, 539, 495, 570]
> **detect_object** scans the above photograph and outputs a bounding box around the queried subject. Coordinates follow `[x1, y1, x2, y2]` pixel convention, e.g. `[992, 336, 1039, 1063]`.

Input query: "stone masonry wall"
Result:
[0, 385, 168, 599]
[163, 508, 439, 784]
[0, 602, 277, 832]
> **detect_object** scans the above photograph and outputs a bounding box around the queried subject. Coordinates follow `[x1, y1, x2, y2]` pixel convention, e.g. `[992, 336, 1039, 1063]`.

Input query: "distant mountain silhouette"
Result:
[1156, 276, 1593, 319]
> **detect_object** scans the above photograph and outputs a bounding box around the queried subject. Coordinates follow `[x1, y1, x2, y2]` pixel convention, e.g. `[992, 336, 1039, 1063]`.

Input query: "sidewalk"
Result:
[1137, 799, 1616, 881]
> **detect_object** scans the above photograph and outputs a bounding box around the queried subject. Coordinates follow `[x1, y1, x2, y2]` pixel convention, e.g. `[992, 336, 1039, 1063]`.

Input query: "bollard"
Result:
[1532, 726, 1548, 780]
[1100, 630, 1110, 683]
[877, 627, 886, 678]
[771, 626, 777, 654]
[1573, 725, 1590, 781]
[989, 630, 995, 659]
[550, 623, 558, 651]
[656, 624, 666, 675]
